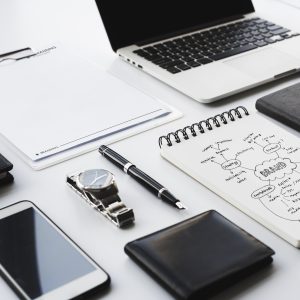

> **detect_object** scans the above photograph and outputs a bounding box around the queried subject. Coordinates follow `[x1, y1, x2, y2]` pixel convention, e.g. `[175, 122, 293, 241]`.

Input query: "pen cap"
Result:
[99, 145, 134, 171]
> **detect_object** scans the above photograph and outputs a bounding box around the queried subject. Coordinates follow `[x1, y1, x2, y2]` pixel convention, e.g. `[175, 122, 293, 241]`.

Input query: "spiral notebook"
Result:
[159, 106, 300, 247]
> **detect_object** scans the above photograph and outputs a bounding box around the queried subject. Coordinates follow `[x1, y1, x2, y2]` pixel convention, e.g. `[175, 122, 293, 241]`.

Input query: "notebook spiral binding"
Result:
[159, 106, 249, 148]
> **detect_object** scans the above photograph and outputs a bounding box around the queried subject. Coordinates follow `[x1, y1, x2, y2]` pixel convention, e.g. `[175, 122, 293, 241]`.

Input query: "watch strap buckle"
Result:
[100, 201, 135, 227]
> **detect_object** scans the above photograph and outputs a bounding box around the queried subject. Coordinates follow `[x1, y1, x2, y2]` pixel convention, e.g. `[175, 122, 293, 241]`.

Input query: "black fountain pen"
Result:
[99, 145, 186, 210]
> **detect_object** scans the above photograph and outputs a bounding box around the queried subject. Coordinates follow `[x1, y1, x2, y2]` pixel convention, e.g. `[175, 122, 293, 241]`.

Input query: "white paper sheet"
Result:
[0, 46, 181, 169]
[279, 0, 300, 9]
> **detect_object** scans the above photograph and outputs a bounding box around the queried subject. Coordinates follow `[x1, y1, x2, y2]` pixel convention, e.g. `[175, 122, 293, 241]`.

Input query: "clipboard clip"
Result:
[0, 46, 56, 65]
[0, 47, 35, 64]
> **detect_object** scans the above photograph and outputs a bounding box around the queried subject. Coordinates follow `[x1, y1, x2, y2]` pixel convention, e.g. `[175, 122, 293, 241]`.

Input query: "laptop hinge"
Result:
[136, 15, 245, 47]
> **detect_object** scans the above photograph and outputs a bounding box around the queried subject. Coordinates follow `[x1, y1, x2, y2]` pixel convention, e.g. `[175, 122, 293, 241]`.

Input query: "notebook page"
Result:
[161, 111, 300, 247]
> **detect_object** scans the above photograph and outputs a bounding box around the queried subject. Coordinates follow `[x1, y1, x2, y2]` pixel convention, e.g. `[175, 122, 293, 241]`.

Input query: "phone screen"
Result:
[0, 207, 97, 299]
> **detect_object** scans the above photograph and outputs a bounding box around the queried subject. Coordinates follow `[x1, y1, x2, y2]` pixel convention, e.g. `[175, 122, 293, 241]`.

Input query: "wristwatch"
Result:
[67, 169, 134, 228]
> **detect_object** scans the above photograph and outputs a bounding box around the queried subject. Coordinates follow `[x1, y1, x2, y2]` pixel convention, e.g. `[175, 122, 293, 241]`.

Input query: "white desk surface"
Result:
[1, 0, 300, 299]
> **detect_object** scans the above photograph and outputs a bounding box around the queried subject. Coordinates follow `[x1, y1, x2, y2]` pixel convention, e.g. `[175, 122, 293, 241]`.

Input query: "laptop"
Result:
[95, 0, 300, 103]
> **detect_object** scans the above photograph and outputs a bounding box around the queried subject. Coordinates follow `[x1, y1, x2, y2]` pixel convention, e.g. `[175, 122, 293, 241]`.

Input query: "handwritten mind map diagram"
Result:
[200, 132, 300, 221]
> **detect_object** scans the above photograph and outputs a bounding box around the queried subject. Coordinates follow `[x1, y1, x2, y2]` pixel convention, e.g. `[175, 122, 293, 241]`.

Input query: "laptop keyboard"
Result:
[133, 17, 299, 74]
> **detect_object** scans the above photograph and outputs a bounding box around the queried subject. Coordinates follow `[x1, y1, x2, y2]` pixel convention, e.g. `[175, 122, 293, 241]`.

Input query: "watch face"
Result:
[78, 169, 114, 190]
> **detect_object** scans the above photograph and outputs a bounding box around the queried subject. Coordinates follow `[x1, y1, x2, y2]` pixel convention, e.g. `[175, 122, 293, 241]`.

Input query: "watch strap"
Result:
[98, 193, 135, 228]
[101, 194, 121, 207]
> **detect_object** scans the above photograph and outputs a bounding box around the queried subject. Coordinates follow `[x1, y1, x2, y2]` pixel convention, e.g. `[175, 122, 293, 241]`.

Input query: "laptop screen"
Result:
[95, 0, 255, 51]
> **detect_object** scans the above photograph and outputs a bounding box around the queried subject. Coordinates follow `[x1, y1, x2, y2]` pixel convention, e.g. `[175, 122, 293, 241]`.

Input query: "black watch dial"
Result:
[78, 169, 114, 190]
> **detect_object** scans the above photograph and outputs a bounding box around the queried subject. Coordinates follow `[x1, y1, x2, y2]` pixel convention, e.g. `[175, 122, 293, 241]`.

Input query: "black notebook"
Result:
[256, 82, 300, 132]
[125, 211, 274, 300]
[0, 154, 14, 187]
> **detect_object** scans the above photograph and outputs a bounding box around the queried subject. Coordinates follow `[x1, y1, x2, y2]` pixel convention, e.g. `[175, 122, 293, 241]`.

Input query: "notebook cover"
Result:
[125, 211, 274, 300]
[0, 154, 13, 173]
[0, 154, 13, 186]
[256, 82, 300, 131]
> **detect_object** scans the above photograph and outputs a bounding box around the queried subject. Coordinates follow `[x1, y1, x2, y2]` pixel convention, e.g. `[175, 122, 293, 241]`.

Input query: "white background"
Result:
[1, 0, 300, 299]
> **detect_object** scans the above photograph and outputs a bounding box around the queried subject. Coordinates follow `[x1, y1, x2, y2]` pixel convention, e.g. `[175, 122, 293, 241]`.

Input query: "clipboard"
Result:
[0, 45, 182, 170]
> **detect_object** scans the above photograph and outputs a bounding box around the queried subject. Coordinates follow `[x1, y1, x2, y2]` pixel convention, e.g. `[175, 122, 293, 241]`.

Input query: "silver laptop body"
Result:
[96, 1, 300, 103]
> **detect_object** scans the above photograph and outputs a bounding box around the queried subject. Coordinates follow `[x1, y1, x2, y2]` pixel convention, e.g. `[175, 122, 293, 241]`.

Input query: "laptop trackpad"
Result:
[224, 48, 299, 79]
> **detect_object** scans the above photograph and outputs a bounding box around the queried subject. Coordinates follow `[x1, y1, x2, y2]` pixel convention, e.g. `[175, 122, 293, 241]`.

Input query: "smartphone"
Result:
[0, 201, 110, 300]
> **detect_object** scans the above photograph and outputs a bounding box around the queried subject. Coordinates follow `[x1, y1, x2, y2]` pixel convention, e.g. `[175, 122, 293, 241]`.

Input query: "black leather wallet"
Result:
[125, 210, 274, 300]
[0, 154, 14, 187]
[256, 82, 300, 132]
